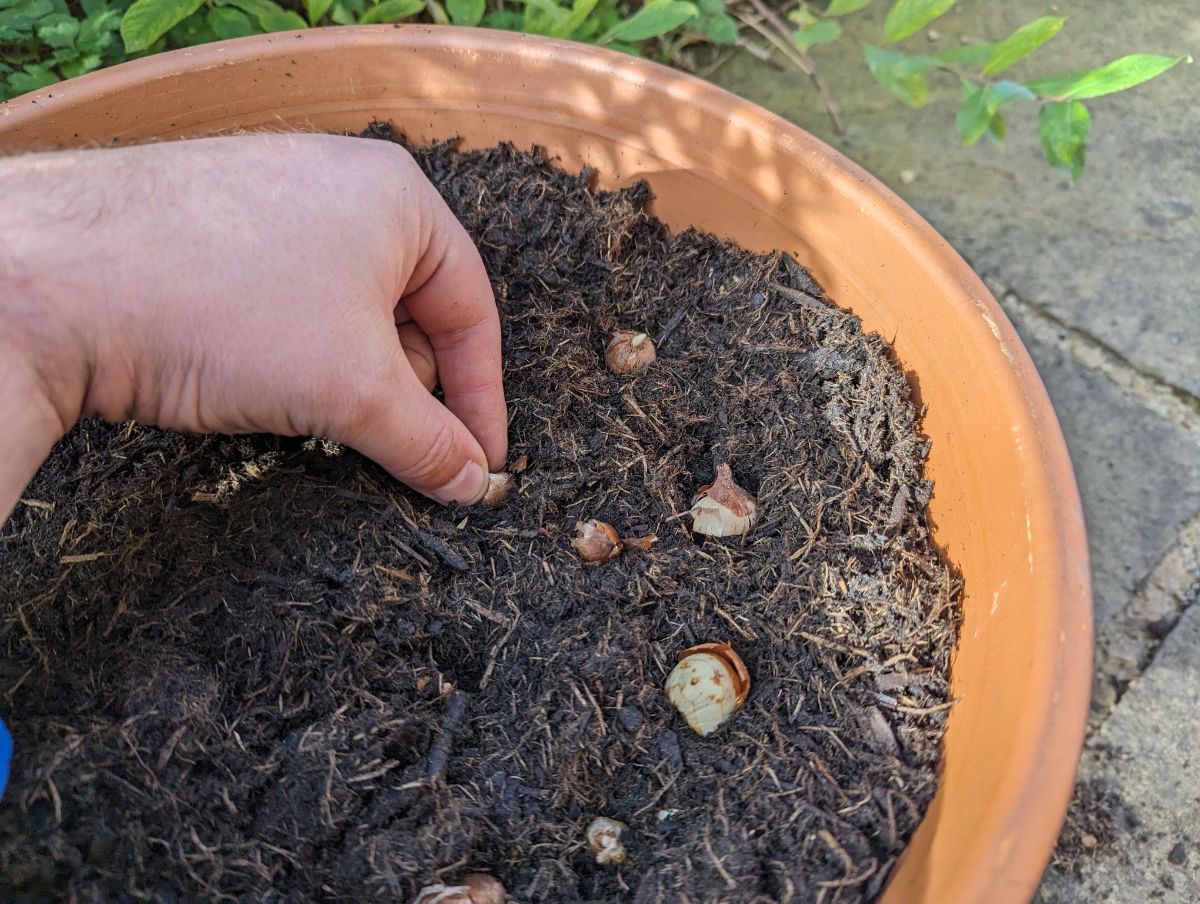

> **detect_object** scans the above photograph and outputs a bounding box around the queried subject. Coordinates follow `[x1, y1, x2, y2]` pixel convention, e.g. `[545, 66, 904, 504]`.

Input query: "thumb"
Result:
[343, 357, 491, 506]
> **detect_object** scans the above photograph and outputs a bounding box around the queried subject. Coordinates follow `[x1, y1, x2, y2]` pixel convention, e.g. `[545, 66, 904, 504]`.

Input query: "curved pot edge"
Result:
[0, 26, 1094, 904]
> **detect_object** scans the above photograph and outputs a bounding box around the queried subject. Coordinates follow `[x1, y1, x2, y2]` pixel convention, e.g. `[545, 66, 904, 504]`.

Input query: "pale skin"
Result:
[0, 133, 508, 526]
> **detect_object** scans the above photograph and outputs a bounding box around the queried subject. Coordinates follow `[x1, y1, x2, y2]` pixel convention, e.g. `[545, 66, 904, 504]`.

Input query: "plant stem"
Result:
[739, 0, 845, 136]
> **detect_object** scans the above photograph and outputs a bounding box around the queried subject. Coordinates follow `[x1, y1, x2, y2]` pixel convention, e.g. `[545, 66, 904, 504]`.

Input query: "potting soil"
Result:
[0, 125, 960, 903]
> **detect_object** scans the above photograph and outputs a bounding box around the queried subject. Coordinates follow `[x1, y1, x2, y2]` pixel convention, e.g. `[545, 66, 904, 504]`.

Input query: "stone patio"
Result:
[708, 1, 1199, 899]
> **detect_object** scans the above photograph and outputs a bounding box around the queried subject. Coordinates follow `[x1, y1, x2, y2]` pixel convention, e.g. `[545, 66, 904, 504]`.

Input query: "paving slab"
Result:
[710, 0, 1199, 394]
[1000, 308, 1200, 636]
[1035, 603, 1200, 903]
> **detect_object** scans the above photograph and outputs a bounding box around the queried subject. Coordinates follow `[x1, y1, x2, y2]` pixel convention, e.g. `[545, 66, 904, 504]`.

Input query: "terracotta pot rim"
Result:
[0, 26, 1093, 903]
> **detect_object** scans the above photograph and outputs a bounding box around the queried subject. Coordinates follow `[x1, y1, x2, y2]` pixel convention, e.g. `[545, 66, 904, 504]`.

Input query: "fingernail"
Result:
[431, 461, 488, 505]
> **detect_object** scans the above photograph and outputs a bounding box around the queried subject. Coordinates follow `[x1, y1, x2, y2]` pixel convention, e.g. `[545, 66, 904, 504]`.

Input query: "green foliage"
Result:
[688, 0, 734, 46]
[121, 0, 202, 51]
[1039, 101, 1089, 180]
[304, 0, 332, 24]
[863, 43, 938, 107]
[1026, 53, 1189, 100]
[446, 0, 484, 25]
[883, 0, 954, 43]
[855, 2, 1189, 179]
[599, 1, 696, 45]
[955, 78, 1033, 145]
[792, 18, 839, 52]
[358, 0, 421, 23]
[980, 15, 1061, 76]
[1, 0, 126, 96]
[0, 0, 1189, 183]
[824, 0, 872, 15]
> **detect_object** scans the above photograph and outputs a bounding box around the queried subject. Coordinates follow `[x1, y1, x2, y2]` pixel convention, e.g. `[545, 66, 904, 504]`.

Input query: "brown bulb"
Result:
[412, 873, 505, 904]
[606, 331, 657, 374]
[482, 472, 513, 507]
[571, 520, 622, 563]
[690, 464, 758, 537]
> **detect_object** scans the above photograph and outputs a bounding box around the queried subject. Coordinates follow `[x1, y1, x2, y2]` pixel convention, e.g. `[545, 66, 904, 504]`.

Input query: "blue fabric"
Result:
[0, 716, 10, 799]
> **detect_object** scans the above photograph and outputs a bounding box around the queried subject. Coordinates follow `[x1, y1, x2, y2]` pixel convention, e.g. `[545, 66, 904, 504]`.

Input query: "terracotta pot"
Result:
[0, 26, 1092, 903]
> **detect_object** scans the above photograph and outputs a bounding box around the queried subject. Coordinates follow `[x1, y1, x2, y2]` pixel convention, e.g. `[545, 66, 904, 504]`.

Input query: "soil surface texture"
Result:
[0, 124, 959, 903]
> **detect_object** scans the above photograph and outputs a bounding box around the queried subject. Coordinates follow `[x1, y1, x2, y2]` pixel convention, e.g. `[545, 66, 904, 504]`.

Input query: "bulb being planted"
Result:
[665, 642, 750, 736]
[606, 331, 656, 374]
[412, 873, 505, 904]
[482, 472, 514, 507]
[690, 464, 758, 537]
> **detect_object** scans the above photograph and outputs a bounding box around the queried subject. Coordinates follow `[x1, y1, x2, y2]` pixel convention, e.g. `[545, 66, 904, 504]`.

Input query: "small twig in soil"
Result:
[769, 280, 833, 312]
[886, 485, 909, 531]
[401, 519, 470, 573]
[155, 725, 188, 771]
[387, 534, 432, 569]
[332, 487, 470, 572]
[874, 695, 961, 716]
[427, 691, 469, 783]
[704, 828, 738, 889]
[656, 307, 688, 350]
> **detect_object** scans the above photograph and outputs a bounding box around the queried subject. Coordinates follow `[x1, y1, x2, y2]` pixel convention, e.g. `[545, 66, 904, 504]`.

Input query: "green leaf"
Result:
[58, 52, 103, 78]
[482, 7, 522, 28]
[955, 78, 1034, 145]
[77, 8, 121, 53]
[793, 18, 840, 52]
[863, 43, 939, 107]
[1027, 53, 1190, 100]
[207, 4, 256, 36]
[358, 0, 421, 20]
[0, 0, 56, 41]
[121, 0, 205, 51]
[425, 0, 448, 23]
[36, 12, 80, 47]
[329, 0, 355, 23]
[559, 0, 599, 38]
[446, 0, 483, 24]
[599, 0, 697, 44]
[168, 8, 216, 44]
[7, 64, 60, 95]
[520, 0, 568, 33]
[931, 42, 992, 66]
[883, 0, 954, 42]
[4, 0, 57, 20]
[825, 0, 872, 14]
[982, 16, 1063, 76]
[704, 10, 736, 43]
[217, 0, 306, 30]
[987, 109, 1006, 142]
[304, 0, 333, 24]
[954, 81, 989, 144]
[1039, 100, 1089, 181]
[786, 6, 815, 28]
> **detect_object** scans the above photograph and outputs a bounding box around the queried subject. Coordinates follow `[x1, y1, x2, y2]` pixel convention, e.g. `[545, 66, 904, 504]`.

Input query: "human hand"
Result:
[0, 133, 507, 521]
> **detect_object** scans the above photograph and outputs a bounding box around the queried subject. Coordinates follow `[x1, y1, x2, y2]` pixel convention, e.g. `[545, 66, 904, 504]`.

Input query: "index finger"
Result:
[400, 194, 508, 471]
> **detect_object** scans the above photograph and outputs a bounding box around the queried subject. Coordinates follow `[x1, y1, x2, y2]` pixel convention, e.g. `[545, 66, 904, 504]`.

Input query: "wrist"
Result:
[0, 333, 73, 524]
[0, 153, 109, 424]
